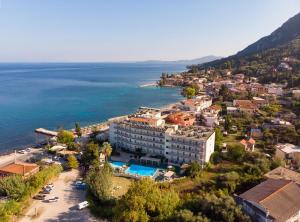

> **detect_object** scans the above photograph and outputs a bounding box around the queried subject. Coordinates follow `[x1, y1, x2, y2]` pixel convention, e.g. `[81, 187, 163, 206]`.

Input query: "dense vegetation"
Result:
[0, 164, 62, 221]
[189, 38, 300, 87]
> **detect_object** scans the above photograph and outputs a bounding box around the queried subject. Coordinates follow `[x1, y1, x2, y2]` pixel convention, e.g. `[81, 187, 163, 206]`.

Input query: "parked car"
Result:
[17, 150, 26, 154]
[75, 180, 83, 186]
[25, 148, 32, 152]
[78, 201, 89, 210]
[47, 197, 59, 203]
[40, 187, 52, 194]
[33, 194, 46, 200]
[75, 182, 87, 190]
[53, 156, 60, 161]
[45, 183, 54, 189]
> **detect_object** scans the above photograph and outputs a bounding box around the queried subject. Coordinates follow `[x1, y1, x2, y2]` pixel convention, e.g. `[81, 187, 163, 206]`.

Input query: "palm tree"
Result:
[101, 142, 112, 161]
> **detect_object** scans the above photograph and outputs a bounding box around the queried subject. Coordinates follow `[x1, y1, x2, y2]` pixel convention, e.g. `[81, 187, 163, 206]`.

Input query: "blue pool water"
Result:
[125, 164, 157, 177]
[110, 161, 127, 168]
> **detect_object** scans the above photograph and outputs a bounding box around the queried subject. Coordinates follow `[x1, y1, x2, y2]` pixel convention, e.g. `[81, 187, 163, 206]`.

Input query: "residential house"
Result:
[179, 96, 212, 113]
[233, 100, 258, 115]
[0, 161, 39, 178]
[278, 62, 292, 71]
[240, 138, 255, 152]
[202, 112, 219, 127]
[266, 84, 283, 96]
[233, 73, 245, 83]
[227, 107, 238, 115]
[275, 143, 300, 167]
[292, 90, 300, 99]
[252, 97, 268, 108]
[237, 179, 300, 222]
[166, 112, 195, 126]
[206, 104, 222, 114]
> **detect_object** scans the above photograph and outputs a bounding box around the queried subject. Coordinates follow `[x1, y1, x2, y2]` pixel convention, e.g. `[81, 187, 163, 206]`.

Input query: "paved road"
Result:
[19, 170, 102, 222]
[0, 148, 43, 167]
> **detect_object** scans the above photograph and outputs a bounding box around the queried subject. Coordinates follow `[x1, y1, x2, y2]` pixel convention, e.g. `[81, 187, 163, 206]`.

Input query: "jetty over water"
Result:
[35, 128, 58, 137]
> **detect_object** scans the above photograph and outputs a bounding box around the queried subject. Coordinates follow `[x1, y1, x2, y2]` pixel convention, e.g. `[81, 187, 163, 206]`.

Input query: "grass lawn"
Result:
[111, 176, 132, 198]
[223, 133, 242, 147]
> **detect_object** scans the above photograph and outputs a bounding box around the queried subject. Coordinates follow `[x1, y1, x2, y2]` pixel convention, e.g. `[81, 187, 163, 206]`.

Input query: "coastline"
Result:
[0, 92, 183, 158]
[139, 82, 157, 87]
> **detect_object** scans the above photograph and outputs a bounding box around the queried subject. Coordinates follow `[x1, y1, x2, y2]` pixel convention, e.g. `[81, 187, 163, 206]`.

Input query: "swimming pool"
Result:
[125, 164, 157, 177]
[110, 161, 127, 168]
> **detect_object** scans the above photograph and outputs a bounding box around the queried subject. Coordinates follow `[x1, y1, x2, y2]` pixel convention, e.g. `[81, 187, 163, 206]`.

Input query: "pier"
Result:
[35, 128, 58, 137]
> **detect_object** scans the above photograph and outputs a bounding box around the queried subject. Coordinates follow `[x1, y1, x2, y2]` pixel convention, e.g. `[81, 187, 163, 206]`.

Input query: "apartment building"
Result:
[109, 108, 215, 166]
[165, 126, 215, 165]
[179, 96, 212, 112]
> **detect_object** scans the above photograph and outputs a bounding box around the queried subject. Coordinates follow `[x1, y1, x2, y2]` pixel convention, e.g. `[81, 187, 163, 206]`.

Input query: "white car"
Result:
[45, 183, 54, 189]
[25, 148, 32, 152]
[78, 201, 89, 210]
[17, 150, 26, 154]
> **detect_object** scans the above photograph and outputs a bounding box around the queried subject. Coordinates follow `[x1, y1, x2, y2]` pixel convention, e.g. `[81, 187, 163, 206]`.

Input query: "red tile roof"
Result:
[0, 162, 39, 176]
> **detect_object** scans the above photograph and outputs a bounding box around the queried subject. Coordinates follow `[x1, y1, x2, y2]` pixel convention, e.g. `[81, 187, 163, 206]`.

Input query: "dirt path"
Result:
[19, 169, 102, 222]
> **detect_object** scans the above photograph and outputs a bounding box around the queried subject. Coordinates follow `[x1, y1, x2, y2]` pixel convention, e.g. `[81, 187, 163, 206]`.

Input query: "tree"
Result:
[180, 192, 250, 222]
[224, 115, 232, 132]
[101, 142, 112, 161]
[57, 130, 74, 144]
[217, 171, 240, 193]
[86, 162, 113, 202]
[215, 127, 223, 151]
[219, 84, 232, 101]
[182, 87, 196, 99]
[186, 161, 202, 178]
[67, 154, 79, 169]
[113, 178, 180, 222]
[0, 175, 26, 200]
[75, 122, 82, 137]
[227, 144, 245, 162]
[172, 209, 209, 222]
[81, 141, 100, 167]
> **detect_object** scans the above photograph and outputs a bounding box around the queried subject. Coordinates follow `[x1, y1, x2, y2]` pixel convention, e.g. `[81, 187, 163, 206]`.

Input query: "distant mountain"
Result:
[237, 12, 300, 56]
[195, 12, 300, 69]
[137, 55, 221, 66]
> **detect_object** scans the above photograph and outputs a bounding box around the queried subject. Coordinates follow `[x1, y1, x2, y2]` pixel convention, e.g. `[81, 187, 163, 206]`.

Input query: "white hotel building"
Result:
[109, 108, 215, 166]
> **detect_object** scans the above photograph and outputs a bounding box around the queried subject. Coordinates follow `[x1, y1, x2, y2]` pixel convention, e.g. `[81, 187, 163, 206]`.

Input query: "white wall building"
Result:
[109, 113, 215, 166]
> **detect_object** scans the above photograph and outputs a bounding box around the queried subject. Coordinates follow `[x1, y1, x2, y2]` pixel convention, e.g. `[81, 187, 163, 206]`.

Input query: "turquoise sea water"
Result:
[0, 63, 184, 151]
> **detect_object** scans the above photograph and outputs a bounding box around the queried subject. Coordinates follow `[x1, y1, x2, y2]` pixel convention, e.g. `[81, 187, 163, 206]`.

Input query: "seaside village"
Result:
[2, 68, 300, 221]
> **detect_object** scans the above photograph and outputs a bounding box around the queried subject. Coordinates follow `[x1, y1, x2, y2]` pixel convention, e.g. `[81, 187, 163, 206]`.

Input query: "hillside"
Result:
[238, 12, 300, 56]
[188, 12, 300, 87]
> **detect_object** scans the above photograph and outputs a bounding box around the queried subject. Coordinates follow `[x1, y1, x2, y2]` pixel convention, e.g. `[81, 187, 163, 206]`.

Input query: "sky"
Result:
[0, 0, 300, 62]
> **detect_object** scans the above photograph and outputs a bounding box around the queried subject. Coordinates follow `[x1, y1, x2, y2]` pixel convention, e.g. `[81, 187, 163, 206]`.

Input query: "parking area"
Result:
[19, 170, 101, 222]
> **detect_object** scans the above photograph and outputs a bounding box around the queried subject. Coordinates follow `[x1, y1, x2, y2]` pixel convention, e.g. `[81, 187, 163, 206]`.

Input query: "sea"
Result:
[0, 63, 185, 152]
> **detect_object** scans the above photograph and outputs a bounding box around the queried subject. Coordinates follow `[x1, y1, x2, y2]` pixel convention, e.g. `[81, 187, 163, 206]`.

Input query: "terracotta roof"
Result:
[0, 162, 39, 176]
[208, 104, 222, 112]
[239, 179, 300, 222]
[234, 100, 257, 110]
[129, 117, 158, 124]
[240, 139, 247, 146]
[184, 99, 196, 106]
[248, 138, 256, 144]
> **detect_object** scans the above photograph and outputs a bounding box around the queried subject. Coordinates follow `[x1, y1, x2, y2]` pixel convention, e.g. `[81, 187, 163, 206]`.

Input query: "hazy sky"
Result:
[1, 0, 300, 62]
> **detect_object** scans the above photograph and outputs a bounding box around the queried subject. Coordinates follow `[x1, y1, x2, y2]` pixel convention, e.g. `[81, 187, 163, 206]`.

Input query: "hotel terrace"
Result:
[109, 107, 215, 166]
